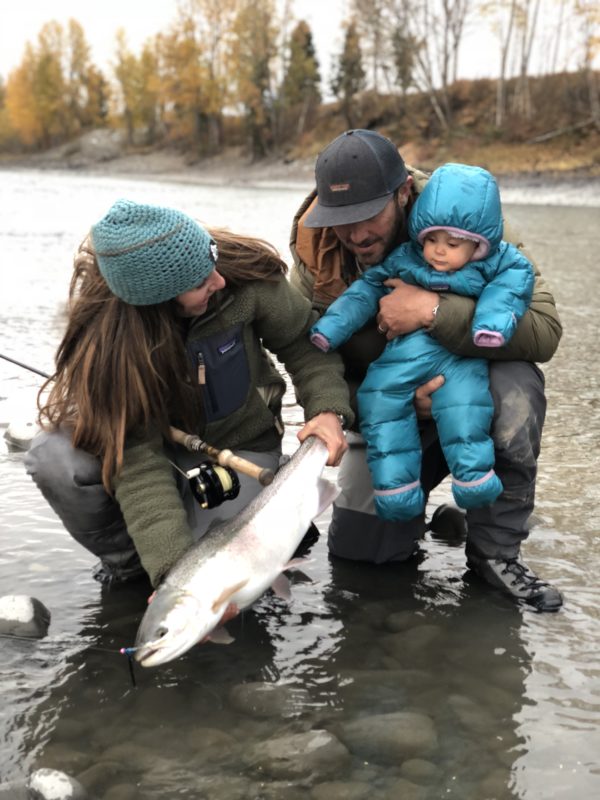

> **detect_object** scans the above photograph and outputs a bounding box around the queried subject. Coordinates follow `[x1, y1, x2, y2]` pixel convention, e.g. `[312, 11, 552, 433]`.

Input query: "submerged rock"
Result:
[0, 595, 51, 638]
[244, 729, 351, 781]
[229, 681, 311, 718]
[335, 711, 438, 765]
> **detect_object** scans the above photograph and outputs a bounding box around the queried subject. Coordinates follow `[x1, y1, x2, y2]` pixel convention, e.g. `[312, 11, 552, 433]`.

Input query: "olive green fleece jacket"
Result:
[289, 166, 563, 365]
[113, 277, 354, 587]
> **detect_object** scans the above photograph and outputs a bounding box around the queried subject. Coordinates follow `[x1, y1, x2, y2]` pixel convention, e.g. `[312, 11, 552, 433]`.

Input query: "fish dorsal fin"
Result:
[316, 476, 340, 516]
[211, 579, 247, 613]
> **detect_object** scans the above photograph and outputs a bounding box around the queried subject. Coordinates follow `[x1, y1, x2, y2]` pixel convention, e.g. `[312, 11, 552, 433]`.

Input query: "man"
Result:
[290, 128, 563, 611]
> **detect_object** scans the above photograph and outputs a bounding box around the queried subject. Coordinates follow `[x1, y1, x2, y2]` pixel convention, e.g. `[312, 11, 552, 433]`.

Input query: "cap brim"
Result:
[303, 193, 392, 228]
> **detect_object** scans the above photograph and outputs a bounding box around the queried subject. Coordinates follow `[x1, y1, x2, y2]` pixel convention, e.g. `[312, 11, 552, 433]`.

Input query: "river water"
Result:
[0, 168, 599, 799]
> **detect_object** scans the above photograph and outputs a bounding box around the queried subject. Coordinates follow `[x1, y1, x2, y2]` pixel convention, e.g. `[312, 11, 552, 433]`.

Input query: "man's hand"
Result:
[376, 278, 439, 339]
[298, 412, 348, 466]
[414, 375, 444, 419]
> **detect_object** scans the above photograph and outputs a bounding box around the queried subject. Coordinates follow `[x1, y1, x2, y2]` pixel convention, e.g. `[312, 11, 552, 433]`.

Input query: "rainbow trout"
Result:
[134, 436, 338, 667]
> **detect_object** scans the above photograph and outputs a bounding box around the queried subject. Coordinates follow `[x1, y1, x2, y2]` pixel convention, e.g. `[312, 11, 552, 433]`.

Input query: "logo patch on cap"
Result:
[209, 240, 219, 263]
[330, 183, 350, 192]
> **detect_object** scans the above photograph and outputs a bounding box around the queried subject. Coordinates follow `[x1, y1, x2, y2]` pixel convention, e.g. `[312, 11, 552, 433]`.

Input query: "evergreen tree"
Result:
[331, 21, 366, 128]
[231, 0, 278, 158]
[281, 20, 321, 138]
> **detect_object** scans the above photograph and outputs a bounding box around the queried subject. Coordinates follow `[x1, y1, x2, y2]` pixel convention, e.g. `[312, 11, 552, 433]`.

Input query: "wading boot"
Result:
[429, 504, 468, 544]
[466, 548, 563, 612]
[92, 554, 146, 587]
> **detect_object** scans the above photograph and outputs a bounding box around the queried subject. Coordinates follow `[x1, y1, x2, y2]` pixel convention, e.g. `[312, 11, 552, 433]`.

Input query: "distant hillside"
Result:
[288, 73, 600, 178]
[2, 73, 598, 179]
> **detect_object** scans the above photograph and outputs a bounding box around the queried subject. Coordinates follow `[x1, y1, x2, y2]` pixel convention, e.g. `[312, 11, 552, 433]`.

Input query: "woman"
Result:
[25, 199, 353, 589]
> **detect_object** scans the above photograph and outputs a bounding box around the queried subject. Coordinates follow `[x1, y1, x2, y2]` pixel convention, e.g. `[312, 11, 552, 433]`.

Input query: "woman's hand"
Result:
[377, 278, 439, 338]
[298, 412, 348, 466]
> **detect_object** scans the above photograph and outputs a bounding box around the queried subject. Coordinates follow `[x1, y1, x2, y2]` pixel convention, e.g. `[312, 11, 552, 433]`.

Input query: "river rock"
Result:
[229, 681, 310, 718]
[311, 779, 371, 800]
[244, 728, 351, 780]
[26, 768, 87, 800]
[335, 711, 438, 765]
[380, 625, 442, 660]
[384, 610, 426, 632]
[3, 419, 40, 451]
[0, 595, 51, 638]
[102, 785, 139, 800]
[380, 776, 427, 800]
[399, 757, 440, 784]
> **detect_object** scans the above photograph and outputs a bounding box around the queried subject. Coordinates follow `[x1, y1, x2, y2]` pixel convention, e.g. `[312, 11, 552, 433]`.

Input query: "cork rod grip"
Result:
[169, 427, 275, 486]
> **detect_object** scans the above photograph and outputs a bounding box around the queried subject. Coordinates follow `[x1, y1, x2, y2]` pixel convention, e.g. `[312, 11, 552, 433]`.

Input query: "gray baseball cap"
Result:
[304, 129, 408, 228]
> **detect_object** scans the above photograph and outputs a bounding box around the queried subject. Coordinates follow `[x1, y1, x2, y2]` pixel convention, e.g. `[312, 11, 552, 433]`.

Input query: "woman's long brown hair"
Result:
[38, 226, 288, 491]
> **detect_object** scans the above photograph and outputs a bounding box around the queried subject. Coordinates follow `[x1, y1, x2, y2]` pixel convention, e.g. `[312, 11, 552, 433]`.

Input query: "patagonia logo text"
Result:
[218, 339, 237, 354]
[330, 183, 350, 192]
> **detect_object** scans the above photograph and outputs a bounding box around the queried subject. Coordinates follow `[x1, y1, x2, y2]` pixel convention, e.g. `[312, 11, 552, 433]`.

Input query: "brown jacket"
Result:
[289, 167, 562, 367]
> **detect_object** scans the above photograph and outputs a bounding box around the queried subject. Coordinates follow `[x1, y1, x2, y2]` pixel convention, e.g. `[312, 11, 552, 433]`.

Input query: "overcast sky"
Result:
[1, 1, 591, 89]
[0, 0, 503, 86]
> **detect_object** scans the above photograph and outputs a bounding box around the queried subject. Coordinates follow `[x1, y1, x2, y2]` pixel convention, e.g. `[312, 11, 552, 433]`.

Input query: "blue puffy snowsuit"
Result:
[310, 163, 535, 521]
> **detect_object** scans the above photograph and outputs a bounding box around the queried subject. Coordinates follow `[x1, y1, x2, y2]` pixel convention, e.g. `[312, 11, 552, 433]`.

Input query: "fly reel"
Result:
[187, 462, 241, 509]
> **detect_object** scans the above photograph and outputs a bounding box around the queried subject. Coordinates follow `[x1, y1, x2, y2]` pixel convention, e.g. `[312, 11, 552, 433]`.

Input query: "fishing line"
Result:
[0, 633, 139, 687]
[0, 632, 132, 656]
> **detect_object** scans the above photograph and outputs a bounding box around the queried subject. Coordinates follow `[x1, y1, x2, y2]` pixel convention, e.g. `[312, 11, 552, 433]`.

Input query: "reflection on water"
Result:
[1, 169, 599, 798]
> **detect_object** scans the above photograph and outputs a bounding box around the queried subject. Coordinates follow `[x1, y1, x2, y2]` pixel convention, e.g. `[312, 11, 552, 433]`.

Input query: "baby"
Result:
[310, 162, 534, 521]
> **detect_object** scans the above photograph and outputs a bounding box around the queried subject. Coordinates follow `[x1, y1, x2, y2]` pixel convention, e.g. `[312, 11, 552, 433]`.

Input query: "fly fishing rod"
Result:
[0, 352, 275, 490]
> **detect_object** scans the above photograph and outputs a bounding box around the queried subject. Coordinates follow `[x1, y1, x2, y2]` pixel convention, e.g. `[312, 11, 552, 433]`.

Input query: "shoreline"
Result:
[3, 145, 600, 192]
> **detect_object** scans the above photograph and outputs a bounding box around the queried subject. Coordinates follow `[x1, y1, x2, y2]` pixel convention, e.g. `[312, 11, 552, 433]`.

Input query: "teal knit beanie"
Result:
[91, 199, 218, 305]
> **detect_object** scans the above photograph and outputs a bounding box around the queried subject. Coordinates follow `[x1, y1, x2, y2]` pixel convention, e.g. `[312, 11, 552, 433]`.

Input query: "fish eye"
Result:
[156, 626, 168, 639]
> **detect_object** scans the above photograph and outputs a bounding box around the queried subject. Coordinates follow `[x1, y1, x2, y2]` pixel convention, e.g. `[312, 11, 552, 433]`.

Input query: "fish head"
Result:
[133, 585, 217, 667]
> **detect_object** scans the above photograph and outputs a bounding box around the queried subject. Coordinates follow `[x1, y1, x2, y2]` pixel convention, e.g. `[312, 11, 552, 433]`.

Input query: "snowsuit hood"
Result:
[409, 163, 504, 260]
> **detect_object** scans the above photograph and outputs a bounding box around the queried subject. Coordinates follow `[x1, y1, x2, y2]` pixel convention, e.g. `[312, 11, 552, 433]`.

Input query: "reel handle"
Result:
[169, 427, 274, 486]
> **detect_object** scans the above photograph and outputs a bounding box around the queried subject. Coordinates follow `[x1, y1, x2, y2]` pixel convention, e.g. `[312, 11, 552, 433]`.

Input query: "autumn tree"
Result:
[5, 46, 44, 147]
[0, 76, 19, 149]
[331, 20, 367, 128]
[5, 19, 107, 149]
[574, 0, 600, 129]
[83, 65, 110, 129]
[230, 0, 278, 158]
[32, 22, 70, 144]
[511, 0, 543, 117]
[113, 30, 143, 144]
[160, 0, 237, 153]
[350, 0, 388, 90]
[4, 23, 68, 148]
[280, 20, 321, 139]
[65, 19, 108, 131]
[384, 0, 471, 130]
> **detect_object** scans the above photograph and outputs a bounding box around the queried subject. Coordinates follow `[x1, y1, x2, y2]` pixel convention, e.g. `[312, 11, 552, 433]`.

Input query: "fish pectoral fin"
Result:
[206, 626, 235, 645]
[316, 477, 340, 516]
[283, 557, 314, 583]
[271, 572, 292, 601]
[211, 579, 248, 613]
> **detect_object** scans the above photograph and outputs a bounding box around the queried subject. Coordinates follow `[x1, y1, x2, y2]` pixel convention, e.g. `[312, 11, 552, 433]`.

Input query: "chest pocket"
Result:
[188, 324, 250, 422]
